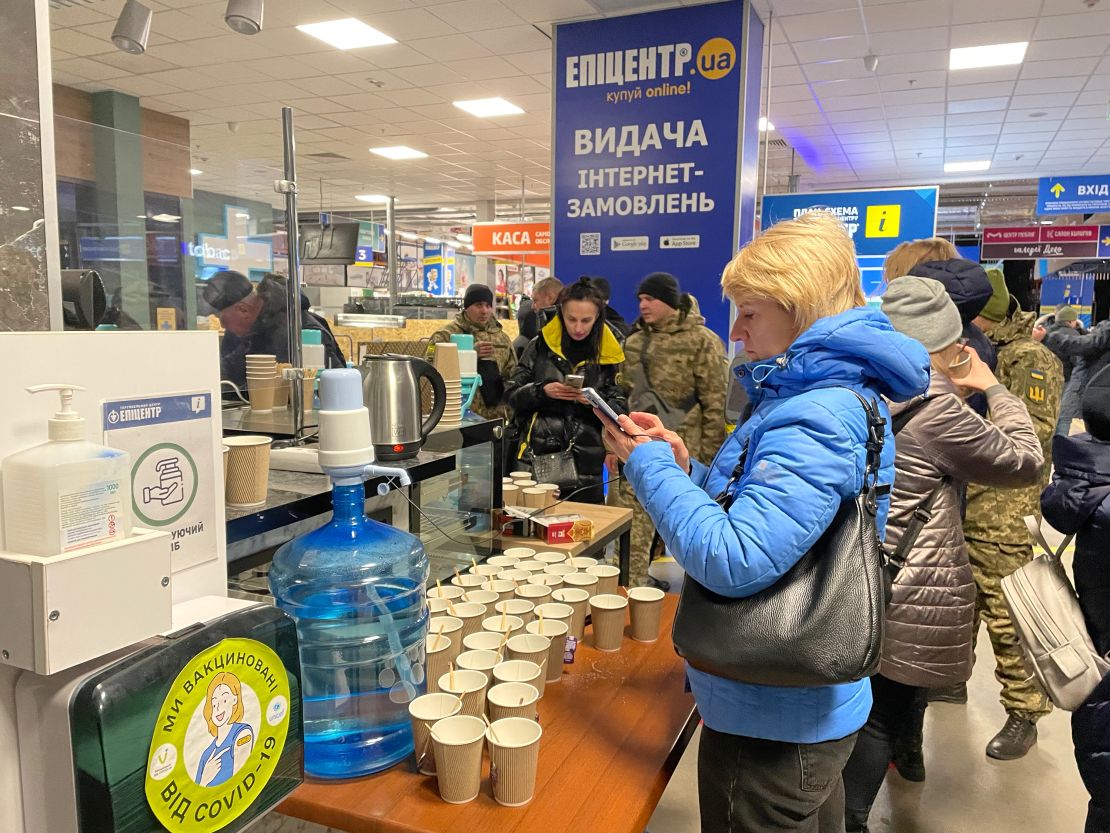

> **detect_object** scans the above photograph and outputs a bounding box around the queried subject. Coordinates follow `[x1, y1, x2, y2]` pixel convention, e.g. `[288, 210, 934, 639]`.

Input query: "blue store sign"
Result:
[1037, 175, 1110, 215]
[553, 0, 763, 338]
[761, 188, 938, 299]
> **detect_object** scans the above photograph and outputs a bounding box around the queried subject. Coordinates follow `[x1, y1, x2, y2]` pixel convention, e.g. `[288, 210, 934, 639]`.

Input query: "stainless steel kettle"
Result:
[359, 354, 447, 461]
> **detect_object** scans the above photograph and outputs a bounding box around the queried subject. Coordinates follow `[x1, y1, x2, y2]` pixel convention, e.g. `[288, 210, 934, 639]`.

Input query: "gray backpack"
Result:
[1000, 517, 1110, 711]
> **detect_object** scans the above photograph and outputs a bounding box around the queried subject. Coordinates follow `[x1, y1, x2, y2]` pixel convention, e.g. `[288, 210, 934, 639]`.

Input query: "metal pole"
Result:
[387, 195, 397, 314]
[280, 106, 305, 442]
[760, 8, 773, 200]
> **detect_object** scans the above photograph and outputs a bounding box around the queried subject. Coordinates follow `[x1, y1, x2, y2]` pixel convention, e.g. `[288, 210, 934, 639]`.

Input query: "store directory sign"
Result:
[760, 187, 939, 299]
[1037, 175, 1110, 215]
[553, 0, 761, 338]
[982, 225, 1110, 259]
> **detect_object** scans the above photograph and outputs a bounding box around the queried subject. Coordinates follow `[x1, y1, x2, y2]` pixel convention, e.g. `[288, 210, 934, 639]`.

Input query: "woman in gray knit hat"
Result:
[843, 276, 1045, 833]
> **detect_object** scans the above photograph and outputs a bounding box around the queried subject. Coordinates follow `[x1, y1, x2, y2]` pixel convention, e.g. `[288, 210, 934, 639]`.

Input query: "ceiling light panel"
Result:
[944, 161, 992, 173]
[355, 194, 390, 203]
[949, 42, 1028, 71]
[370, 146, 427, 160]
[296, 18, 396, 50]
[453, 97, 525, 118]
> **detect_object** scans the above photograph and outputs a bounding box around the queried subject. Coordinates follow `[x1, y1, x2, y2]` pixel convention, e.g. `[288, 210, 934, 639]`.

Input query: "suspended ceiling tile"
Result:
[427, 0, 527, 33]
[1035, 10, 1110, 40]
[468, 25, 553, 54]
[1025, 35, 1110, 62]
[409, 34, 493, 61]
[947, 81, 1016, 100]
[947, 97, 1011, 114]
[949, 18, 1036, 49]
[947, 65, 1021, 85]
[951, 0, 1041, 25]
[445, 55, 521, 80]
[505, 50, 550, 74]
[1014, 76, 1089, 95]
[363, 44, 439, 69]
[868, 27, 949, 55]
[779, 9, 864, 41]
[865, 0, 949, 33]
[1021, 57, 1101, 79]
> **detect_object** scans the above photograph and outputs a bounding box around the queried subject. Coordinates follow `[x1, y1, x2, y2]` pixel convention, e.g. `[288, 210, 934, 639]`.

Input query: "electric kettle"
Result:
[359, 354, 447, 460]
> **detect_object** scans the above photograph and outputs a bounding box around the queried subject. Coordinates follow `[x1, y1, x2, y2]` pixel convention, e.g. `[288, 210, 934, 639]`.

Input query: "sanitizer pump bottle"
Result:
[1, 384, 133, 556]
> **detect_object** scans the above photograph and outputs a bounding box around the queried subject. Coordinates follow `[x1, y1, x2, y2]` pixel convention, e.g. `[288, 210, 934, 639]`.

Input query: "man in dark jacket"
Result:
[1036, 311, 1110, 436]
[204, 270, 345, 388]
[1042, 366, 1110, 833]
[513, 277, 563, 357]
[588, 276, 631, 339]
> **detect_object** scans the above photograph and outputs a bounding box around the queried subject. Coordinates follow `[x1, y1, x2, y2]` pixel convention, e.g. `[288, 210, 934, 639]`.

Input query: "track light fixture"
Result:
[111, 0, 152, 54]
[225, 0, 264, 35]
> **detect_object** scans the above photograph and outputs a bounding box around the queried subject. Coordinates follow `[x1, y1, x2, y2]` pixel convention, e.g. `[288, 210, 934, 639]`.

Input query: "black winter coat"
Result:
[1044, 321, 1110, 424]
[507, 317, 627, 499]
[1042, 432, 1110, 833]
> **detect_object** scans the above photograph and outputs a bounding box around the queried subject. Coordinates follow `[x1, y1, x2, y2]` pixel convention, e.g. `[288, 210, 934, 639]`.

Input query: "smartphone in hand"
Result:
[565, 374, 585, 389]
[582, 387, 626, 431]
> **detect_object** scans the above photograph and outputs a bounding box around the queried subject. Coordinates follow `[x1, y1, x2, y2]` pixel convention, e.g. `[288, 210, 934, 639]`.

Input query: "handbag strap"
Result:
[1024, 515, 1074, 560]
[639, 329, 698, 414]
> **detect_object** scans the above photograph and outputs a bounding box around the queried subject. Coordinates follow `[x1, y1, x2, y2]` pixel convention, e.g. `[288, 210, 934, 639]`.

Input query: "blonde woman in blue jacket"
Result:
[602, 212, 930, 833]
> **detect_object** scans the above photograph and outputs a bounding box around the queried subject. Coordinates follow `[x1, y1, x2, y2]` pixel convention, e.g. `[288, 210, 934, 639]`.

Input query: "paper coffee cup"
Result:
[425, 633, 454, 694]
[433, 342, 462, 381]
[589, 594, 628, 652]
[451, 602, 488, 639]
[515, 479, 537, 489]
[428, 584, 466, 601]
[462, 589, 499, 607]
[544, 564, 575, 577]
[486, 718, 543, 807]
[515, 583, 552, 605]
[429, 617, 464, 665]
[501, 484, 521, 506]
[526, 618, 569, 683]
[495, 599, 535, 626]
[428, 598, 451, 616]
[522, 488, 545, 509]
[532, 602, 573, 632]
[536, 551, 567, 565]
[455, 649, 500, 682]
[450, 573, 486, 588]
[569, 557, 599, 570]
[628, 586, 666, 643]
[505, 634, 551, 697]
[562, 572, 599, 596]
[409, 693, 461, 775]
[509, 472, 533, 482]
[528, 574, 563, 590]
[587, 564, 621, 595]
[487, 683, 539, 722]
[498, 569, 531, 584]
[482, 580, 517, 602]
[487, 555, 520, 568]
[551, 588, 590, 642]
[224, 435, 273, 508]
[470, 564, 502, 577]
[438, 669, 488, 719]
[503, 547, 536, 560]
[431, 714, 486, 803]
[492, 659, 543, 695]
[245, 374, 278, 413]
[515, 559, 547, 574]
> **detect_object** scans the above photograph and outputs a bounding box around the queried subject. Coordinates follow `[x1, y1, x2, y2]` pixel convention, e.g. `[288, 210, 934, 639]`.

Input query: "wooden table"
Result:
[498, 501, 634, 585]
[278, 594, 696, 833]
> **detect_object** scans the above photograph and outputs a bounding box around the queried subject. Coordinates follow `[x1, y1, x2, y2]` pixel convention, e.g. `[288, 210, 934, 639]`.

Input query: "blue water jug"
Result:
[269, 482, 429, 778]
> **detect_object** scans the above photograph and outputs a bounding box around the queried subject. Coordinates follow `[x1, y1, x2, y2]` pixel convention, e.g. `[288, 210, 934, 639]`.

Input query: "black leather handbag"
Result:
[671, 389, 890, 688]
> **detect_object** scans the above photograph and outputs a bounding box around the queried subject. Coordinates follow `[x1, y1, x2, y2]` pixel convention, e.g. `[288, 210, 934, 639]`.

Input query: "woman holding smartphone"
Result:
[507, 277, 627, 503]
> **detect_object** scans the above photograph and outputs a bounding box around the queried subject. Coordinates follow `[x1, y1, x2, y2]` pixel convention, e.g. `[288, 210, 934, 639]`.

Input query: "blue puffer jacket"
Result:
[625, 306, 930, 744]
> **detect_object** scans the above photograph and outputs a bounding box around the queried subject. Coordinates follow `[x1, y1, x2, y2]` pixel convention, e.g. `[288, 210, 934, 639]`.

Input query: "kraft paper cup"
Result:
[590, 594, 629, 652]
[470, 564, 502, 577]
[515, 583, 552, 605]
[438, 669, 488, 719]
[501, 485, 521, 506]
[222, 445, 229, 489]
[455, 649, 500, 683]
[487, 555, 521, 568]
[482, 579, 517, 602]
[409, 693, 462, 775]
[302, 368, 318, 411]
[498, 569, 531, 585]
[506, 634, 551, 697]
[224, 435, 273, 507]
[538, 484, 560, 508]
[562, 572, 599, 596]
[245, 375, 278, 413]
[569, 557, 599, 570]
[428, 584, 466, 601]
[628, 586, 666, 643]
[425, 633, 454, 694]
[451, 573, 486, 589]
[495, 599, 536, 626]
[433, 342, 462, 381]
[487, 682, 539, 722]
[515, 559, 547, 574]
[462, 589, 499, 607]
[492, 659, 543, 694]
[533, 602, 573, 632]
[527, 619, 569, 683]
[273, 364, 291, 408]
[552, 588, 590, 642]
[486, 718, 543, 807]
[536, 551, 567, 565]
[522, 488, 545, 509]
[503, 547, 536, 560]
[509, 472, 533, 482]
[544, 563, 575, 577]
[528, 574, 563, 590]
[515, 479, 537, 489]
[428, 598, 451, 616]
[587, 565, 621, 595]
[483, 615, 524, 638]
[429, 616, 464, 664]
[452, 602, 488, 639]
[463, 631, 506, 652]
[431, 714, 486, 804]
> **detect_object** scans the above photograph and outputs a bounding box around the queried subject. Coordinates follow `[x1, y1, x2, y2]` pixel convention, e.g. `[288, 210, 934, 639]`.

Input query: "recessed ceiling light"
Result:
[296, 18, 395, 50]
[189, 168, 203, 176]
[398, 231, 419, 240]
[424, 236, 443, 245]
[453, 97, 524, 118]
[949, 41, 1027, 71]
[355, 194, 390, 203]
[370, 146, 427, 160]
[455, 233, 472, 242]
[944, 160, 991, 173]
[759, 117, 775, 131]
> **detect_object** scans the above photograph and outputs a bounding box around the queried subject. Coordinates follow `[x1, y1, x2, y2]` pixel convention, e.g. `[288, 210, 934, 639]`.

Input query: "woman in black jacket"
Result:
[1041, 366, 1110, 833]
[508, 278, 627, 503]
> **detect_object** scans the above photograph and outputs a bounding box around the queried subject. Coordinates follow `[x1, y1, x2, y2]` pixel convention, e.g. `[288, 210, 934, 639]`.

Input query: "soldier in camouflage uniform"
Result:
[427, 283, 517, 428]
[616, 273, 728, 587]
[966, 270, 1063, 760]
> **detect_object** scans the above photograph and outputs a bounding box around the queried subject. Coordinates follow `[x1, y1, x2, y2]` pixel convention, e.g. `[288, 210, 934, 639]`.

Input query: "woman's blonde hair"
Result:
[883, 237, 959, 282]
[203, 672, 245, 736]
[722, 211, 865, 334]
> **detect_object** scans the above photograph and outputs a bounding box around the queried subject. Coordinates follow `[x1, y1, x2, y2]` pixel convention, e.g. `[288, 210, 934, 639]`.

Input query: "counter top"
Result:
[277, 593, 696, 833]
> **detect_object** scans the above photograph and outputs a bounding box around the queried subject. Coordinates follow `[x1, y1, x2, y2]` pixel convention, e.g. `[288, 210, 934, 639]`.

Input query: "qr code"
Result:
[579, 232, 601, 256]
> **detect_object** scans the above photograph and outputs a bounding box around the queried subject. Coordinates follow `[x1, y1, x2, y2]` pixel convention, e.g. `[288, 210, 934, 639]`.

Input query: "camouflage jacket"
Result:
[427, 313, 517, 422]
[621, 298, 728, 463]
[964, 301, 1064, 544]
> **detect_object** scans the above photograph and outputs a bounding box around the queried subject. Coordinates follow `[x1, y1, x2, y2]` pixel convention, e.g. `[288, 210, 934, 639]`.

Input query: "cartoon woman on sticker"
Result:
[194, 672, 255, 788]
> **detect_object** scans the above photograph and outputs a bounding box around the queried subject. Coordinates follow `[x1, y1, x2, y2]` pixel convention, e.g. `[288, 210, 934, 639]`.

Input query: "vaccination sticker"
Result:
[145, 638, 290, 833]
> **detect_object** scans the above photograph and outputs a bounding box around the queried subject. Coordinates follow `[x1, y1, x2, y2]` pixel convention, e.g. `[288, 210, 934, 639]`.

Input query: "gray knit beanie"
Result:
[881, 276, 963, 353]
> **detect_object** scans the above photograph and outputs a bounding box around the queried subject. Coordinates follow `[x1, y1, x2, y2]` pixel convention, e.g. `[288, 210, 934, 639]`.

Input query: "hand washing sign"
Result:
[103, 392, 217, 572]
[552, 0, 761, 338]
